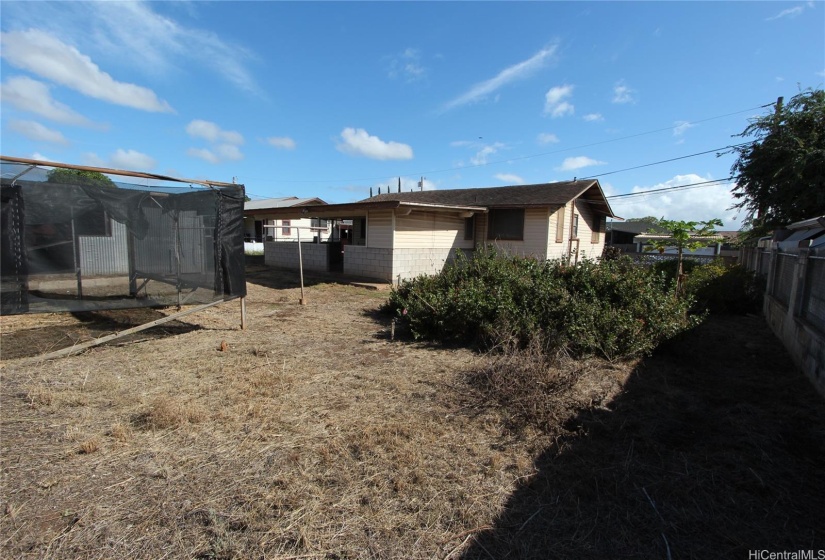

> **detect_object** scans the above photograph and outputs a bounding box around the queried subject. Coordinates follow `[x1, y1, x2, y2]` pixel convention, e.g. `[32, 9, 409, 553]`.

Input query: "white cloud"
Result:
[187, 148, 220, 164]
[388, 48, 427, 82]
[544, 84, 575, 117]
[537, 133, 560, 144]
[765, 5, 804, 20]
[0, 76, 94, 126]
[110, 149, 156, 170]
[186, 145, 243, 164]
[215, 144, 244, 161]
[9, 119, 69, 145]
[0, 29, 173, 113]
[470, 142, 507, 166]
[583, 113, 604, 122]
[558, 156, 606, 171]
[609, 174, 740, 228]
[494, 173, 525, 184]
[336, 128, 413, 160]
[612, 80, 636, 104]
[1, 2, 260, 95]
[673, 120, 696, 137]
[267, 136, 296, 150]
[82, 152, 107, 167]
[30, 152, 51, 162]
[443, 44, 558, 111]
[186, 120, 243, 145]
[185, 120, 245, 163]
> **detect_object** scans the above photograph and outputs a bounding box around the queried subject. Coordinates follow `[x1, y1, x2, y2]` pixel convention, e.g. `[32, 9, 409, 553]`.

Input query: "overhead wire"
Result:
[239, 102, 773, 188]
[606, 177, 736, 200]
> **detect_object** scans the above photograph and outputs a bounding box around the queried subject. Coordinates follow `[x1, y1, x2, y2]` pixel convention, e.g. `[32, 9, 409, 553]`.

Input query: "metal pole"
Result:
[297, 227, 306, 305]
[240, 297, 247, 330]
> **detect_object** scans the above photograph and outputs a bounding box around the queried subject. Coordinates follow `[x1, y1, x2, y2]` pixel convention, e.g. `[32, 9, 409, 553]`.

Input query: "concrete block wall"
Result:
[392, 247, 471, 283]
[264, 242, 328, 272]
[344, 245, 393, 281]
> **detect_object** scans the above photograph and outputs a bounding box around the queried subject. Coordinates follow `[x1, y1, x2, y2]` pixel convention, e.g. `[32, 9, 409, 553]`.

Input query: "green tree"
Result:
[644, 218, 723, 295]
[47, 168, 116, 188]
[729, 89, 825, 240]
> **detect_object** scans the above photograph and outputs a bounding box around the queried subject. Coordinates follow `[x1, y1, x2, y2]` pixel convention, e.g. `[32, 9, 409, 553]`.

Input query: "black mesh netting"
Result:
[1, 162, 246, 315]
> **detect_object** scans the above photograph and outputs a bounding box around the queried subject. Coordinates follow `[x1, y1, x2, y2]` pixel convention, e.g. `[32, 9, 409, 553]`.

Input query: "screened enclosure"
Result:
[1, 158, 246, 315]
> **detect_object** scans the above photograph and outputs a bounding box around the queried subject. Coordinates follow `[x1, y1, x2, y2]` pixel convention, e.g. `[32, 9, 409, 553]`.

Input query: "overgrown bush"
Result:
[684, 262, 762, 314]
[651, 259, 762, 314]
[385, 248, 698, 361]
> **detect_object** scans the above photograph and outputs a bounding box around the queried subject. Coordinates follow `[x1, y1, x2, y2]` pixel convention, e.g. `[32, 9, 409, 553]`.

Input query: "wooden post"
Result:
[240, 297, 247, 330]
[20, 298, 230, 364]
[297, 228, 306, 305]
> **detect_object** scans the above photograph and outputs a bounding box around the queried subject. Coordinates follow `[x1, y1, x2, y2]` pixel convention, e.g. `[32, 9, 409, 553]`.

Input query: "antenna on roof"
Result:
[419, 176, 424, 191]
[370, 187, 373, 197]
[398, 177, 401, 193]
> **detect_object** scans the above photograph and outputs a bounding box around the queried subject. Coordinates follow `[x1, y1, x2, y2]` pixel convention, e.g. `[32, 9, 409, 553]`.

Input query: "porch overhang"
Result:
[251, 200, 488, 220]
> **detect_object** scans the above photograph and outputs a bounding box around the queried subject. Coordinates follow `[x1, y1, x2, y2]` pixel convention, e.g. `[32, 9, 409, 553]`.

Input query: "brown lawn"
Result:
[1, 261, 823, 559]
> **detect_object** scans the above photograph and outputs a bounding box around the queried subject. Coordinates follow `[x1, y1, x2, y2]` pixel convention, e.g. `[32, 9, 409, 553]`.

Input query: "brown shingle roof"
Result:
[361, 180, 614, 215]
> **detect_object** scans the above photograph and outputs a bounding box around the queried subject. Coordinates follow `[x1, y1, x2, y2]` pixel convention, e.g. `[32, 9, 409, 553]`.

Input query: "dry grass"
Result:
[1, 261, 823, 559]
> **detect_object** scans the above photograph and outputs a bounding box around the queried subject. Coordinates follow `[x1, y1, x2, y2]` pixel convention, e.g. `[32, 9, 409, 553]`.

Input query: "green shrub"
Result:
[385, 249, 697, 361]
[684, 262, 762, 314]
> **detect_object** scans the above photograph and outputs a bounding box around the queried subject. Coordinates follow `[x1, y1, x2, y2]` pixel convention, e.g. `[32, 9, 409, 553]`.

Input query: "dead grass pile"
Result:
[133, 396, 207, 430]
[465, 336, 633, 434]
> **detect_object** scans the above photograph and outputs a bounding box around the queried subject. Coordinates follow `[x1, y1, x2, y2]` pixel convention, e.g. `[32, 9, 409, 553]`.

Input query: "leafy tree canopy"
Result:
[625, 216, 661, 224]
[47, 168, 116, 188]
[643, 218, 723, 256]
[729, 89, 825, 239]
[644, 218, 723, 295]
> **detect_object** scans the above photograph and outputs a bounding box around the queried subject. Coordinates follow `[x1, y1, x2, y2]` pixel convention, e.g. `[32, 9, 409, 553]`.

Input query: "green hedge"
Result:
[385, 248, 698, 361]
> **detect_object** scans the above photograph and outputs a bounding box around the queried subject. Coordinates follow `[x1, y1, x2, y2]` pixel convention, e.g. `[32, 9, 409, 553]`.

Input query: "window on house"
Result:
[487, 209, 524, 241]
[311, 218, 328, 229]
[282, 219, 291, 236]
[464, 216, 475, 240]
[572, 214, 579, 239]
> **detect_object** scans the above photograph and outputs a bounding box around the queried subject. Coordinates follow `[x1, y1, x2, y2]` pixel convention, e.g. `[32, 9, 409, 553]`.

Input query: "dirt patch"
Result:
[1, 265, 822, 558]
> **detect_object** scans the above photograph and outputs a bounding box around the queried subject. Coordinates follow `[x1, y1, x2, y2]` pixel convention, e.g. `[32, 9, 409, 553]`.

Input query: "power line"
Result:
[606, 178, 735, 200]
[239, 102, 773, 186]
[580, 144, 749, 180]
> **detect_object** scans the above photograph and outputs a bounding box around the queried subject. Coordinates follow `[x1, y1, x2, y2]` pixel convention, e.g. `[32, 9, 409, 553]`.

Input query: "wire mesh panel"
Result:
[772, 253, 796, 307]
[802, 257, 825, 335]
[0, 160, 246, 315]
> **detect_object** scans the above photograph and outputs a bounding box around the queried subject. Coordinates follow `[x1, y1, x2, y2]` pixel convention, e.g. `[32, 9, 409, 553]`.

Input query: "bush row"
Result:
[384, 248, 701, 361]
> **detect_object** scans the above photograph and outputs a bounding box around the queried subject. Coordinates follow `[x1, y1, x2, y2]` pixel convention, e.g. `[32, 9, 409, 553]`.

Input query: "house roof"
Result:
[606, 220, 667, 235]
[244, 196, 326, 211]
[250, 180, 616, 219]
[364, 180, 616, 216]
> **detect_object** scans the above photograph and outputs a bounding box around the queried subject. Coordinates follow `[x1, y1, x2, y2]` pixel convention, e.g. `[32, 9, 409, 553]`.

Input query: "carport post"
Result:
[297, 228, 307, 305]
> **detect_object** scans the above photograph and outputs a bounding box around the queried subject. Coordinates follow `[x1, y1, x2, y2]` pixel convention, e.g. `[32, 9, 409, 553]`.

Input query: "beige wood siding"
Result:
[367, 209, 394, 249]
[573, 199, 605, 260]
[547, 203, 571, 260]
[395, 211, 474, 250]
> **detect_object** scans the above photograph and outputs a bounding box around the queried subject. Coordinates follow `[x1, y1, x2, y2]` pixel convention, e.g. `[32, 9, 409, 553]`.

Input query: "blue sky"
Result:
[1, 1, 823, 229]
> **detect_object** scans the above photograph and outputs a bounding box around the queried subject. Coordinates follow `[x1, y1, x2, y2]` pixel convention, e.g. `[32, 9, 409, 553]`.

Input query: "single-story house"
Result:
[244, 197, 330, 243]
[259, 180, 617, 283]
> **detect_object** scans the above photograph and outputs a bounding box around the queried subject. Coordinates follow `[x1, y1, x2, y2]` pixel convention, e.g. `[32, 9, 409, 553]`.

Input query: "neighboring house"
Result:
[606, 220, 737, 258]
[260, 180, 616, 283]
[244, 197, 330, 242]
[606, 220, 665, 253]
